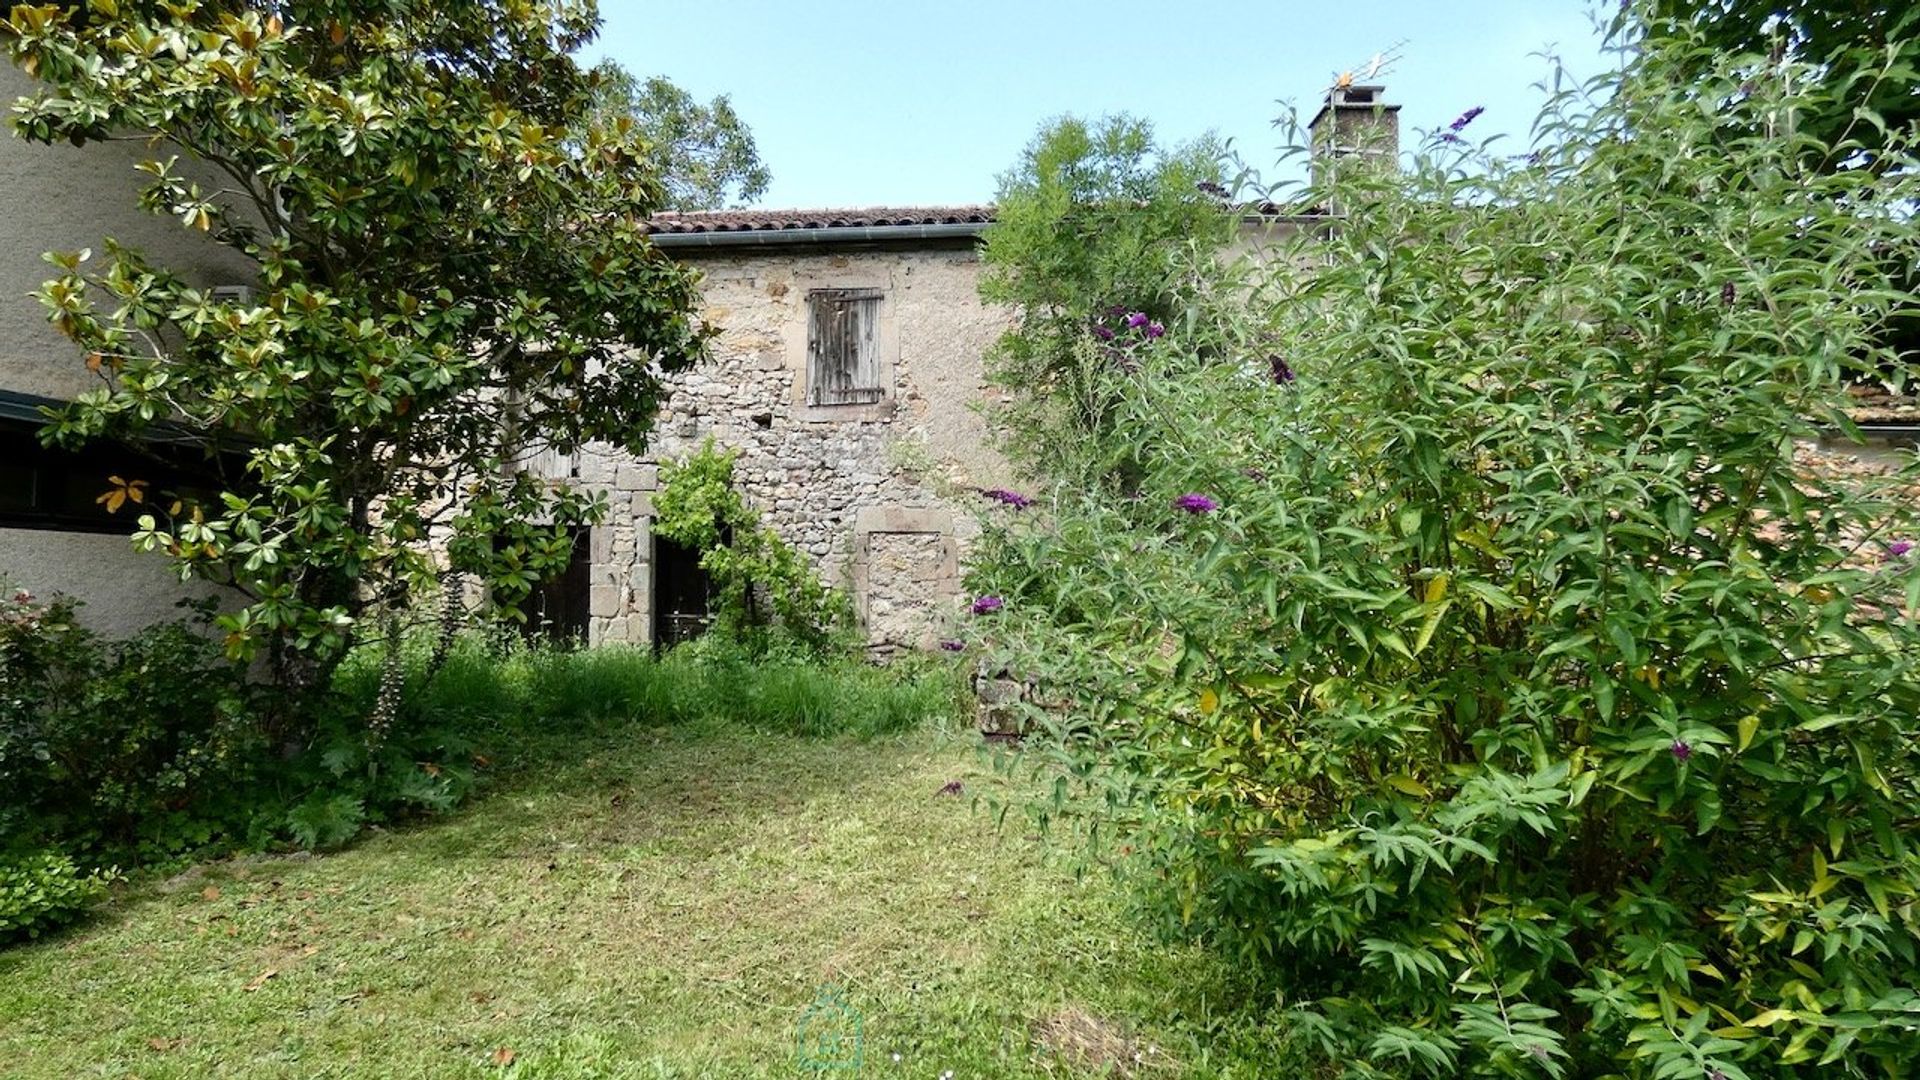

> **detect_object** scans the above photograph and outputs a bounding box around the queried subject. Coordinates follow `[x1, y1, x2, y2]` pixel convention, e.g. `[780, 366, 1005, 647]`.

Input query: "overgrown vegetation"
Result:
[5, 0, 706, 703]
[0, 724, 1296, 1079]
[2, 585, 957, 940]
[974, 10, 1920, 1078]
[652, 440, 855, 653]
[979, 114, 1232, 475]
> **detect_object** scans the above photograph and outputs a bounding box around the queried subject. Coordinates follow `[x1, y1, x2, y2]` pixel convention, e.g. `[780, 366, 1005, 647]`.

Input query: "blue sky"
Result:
[588, 1, 1616, 209]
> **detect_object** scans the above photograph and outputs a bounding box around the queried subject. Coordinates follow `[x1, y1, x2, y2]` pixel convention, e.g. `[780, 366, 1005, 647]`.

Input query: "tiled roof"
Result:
[645, 205, 996, 235]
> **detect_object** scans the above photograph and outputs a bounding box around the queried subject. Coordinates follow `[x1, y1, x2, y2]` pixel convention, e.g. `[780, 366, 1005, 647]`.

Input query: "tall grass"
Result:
[335, 631, 968, 741]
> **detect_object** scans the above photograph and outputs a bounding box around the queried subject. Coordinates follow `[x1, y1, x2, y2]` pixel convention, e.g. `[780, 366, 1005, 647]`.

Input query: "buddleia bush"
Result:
[972, 13, 1920, 1078]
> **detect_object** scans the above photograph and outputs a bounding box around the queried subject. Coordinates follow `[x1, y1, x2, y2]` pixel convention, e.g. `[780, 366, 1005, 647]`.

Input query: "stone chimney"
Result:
[1307, 83, 1400, 194]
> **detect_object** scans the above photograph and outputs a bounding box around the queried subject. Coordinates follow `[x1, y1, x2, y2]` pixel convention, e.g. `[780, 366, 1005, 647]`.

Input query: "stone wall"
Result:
[570, 243, 1012, 650]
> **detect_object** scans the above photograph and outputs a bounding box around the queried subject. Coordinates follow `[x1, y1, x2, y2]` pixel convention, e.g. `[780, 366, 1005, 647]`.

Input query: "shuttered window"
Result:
[806, 289, 885, 406]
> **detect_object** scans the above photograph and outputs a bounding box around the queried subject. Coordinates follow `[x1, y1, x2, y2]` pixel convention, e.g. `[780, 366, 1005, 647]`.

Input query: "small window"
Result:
[806, 289, 884, 406]
[0, 422, 242, 534]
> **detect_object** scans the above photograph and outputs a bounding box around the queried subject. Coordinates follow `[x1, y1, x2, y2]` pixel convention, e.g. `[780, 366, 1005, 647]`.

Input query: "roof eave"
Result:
[647, 221, 990, 250]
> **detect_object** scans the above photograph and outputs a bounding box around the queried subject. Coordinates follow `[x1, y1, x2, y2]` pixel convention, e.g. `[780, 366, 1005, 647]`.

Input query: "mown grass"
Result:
[0, 697, 1306, 1077]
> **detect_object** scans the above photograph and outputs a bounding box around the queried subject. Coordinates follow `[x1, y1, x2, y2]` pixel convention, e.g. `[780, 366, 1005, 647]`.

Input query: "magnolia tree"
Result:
[4, 0, 707, 698]
[971, 12, 1920, 1078]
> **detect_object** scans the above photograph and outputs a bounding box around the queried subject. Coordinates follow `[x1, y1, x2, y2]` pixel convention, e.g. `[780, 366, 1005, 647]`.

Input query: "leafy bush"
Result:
[973, 17, 1920, 1079]
[0, 591, 260, 863]
[0, 851, 113, 941]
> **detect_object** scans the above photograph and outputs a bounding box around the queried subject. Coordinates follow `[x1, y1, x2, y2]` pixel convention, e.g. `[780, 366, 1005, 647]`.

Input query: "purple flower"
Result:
[1173, 493, 1218, 514]
[1721, 281, 1736, 307]
[938, 639, 965, 652]
[1888, 539, 1914, 559]
[1092, 325, 1115, 341]
[1145, 322, 1165, 339]
[970, 595, 1005, 615]
[982, 488, 1034, 509]
[1268, 354, 1295, 385]
[1670, 739, 1693, 762]
[1449, 106, 1485, 133]
[1125, 312, 1149, 329]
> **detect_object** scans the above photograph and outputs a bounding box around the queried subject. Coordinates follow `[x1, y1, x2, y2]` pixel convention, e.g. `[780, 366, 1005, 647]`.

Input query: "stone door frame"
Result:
[849, 505, 959, 648]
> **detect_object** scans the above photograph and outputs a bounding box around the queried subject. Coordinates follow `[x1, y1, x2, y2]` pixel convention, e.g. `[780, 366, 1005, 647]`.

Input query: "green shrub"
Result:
[973, 17, 1920, 1079]
[0, 851, 114, 941]
[0, 591, 261, 863]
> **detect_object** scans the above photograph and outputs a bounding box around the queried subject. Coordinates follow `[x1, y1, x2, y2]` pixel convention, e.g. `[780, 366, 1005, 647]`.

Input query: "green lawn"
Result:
[0, 721, 1297, 1078]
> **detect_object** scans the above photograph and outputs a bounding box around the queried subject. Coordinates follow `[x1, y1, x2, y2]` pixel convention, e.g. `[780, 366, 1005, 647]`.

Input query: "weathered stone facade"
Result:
[567, 238, 1012, 651]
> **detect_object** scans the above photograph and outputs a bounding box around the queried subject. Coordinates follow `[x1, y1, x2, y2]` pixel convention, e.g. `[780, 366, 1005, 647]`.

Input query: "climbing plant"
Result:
[652, 441, 851, 653]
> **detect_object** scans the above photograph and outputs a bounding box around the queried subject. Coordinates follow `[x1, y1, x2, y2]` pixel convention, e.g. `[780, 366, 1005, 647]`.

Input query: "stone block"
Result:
[615, 462, 657, 491]
[591, 583, 623, 618]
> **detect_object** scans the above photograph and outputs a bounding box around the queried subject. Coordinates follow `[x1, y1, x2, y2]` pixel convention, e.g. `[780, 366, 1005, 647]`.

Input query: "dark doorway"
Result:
[514, 526, 591, 645]
[652, 535, 715, 649]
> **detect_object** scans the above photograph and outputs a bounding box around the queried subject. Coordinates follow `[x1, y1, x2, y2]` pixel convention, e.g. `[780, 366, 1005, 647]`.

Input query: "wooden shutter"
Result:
[807, 289, 884, 405]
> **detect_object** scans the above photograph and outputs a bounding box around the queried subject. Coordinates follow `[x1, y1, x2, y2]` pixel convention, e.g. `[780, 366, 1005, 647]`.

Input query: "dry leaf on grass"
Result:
[242, 968, 277, 992]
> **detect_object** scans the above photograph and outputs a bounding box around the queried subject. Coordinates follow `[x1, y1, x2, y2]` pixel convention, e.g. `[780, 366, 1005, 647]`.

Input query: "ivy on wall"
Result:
[651, 440, 852, 653]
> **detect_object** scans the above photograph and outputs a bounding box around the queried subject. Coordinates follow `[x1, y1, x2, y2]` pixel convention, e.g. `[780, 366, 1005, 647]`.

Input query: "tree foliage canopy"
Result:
[979, 114, 1230, 475]
[973, 13, 1920, 1077]
[588, 60, 769, 211]
[1657, 0, 1920, 167]
[4, 0, 708, 683]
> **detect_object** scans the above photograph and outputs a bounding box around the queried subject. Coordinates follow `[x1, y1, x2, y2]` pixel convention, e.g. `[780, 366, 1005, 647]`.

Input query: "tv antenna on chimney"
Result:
[1331, 40, 1407, 90]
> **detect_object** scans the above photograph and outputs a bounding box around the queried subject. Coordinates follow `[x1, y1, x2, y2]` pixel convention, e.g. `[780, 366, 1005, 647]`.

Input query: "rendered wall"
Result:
[0, 528, 222, 636]
[0, 65, 258, 401]
[0, 64, 256, 636]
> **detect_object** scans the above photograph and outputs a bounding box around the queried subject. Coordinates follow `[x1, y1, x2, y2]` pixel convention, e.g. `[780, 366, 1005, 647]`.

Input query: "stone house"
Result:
[538, 207, 1013, 652]
[0, 52, 1018, 650]
[7, 76, 1907, 646]
[0, 79, 1405, 646]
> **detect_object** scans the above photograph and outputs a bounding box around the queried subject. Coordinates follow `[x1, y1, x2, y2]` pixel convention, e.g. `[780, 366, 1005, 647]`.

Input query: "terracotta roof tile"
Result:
[645, 205, 996, 235]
